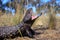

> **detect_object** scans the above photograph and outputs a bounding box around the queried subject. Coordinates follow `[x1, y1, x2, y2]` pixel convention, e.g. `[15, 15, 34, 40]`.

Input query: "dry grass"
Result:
[32, 15, 50, 27]
[0, 13, 60, 40]
[0, 12, 60, 28]
[0, 12, 23, 26]
[32, 14, 60, 28]
[56, 16, 60, 29]
[0, 4, 25, 27]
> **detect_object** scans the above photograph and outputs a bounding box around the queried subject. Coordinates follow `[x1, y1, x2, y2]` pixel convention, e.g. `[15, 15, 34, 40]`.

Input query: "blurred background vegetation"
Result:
[0, 0, 60, 29]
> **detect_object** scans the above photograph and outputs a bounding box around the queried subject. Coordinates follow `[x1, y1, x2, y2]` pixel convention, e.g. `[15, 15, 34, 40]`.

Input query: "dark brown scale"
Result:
[0, 8, 41, 39]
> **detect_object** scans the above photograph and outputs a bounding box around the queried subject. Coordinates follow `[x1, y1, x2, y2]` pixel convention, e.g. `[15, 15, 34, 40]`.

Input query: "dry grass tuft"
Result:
[32, 14, 60, 29]
[32, 15, 50, 27]
[0, 13, 23, 26]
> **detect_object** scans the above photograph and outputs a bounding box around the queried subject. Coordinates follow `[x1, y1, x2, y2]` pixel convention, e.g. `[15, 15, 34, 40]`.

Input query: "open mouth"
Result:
[31, 15, 38, 20]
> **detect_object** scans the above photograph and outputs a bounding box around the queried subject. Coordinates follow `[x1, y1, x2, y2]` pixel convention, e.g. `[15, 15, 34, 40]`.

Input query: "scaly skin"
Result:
[0, 8, 42, 39]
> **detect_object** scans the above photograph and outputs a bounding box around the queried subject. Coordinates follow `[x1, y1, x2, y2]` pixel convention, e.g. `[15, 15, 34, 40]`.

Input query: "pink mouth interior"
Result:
[32, 15, 37, 20]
